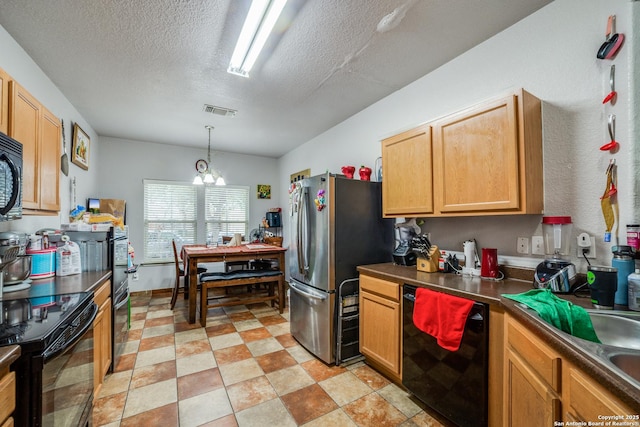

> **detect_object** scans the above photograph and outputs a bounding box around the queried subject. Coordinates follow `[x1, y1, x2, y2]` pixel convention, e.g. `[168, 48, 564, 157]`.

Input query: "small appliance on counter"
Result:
[533, 216, 577, 293]
[392, 218, 420, 266]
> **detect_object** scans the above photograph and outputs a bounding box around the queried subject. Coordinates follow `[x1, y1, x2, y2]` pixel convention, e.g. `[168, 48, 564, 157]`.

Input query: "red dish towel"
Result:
[413, 287, 475, 352]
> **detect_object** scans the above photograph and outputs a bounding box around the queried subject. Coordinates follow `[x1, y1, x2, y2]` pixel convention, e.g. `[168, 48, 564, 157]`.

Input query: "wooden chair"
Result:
[170, 240, 207, 310]
[221, 235, 250, 272]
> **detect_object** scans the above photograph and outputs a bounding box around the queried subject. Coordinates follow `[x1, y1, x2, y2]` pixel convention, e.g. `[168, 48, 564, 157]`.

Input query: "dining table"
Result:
[182, 243, 287, 324]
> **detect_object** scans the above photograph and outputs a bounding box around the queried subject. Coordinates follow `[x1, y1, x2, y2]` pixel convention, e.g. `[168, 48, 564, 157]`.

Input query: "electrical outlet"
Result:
[132, 272, 139, 281]
[531, 236, 545, 255]
[517, 237, 529, 254]
[576, 234, 596, 259]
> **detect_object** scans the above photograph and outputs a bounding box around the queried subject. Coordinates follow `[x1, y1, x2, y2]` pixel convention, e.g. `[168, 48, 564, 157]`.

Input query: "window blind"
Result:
[143, 181, 250, 262]
[143, 180, 197, 263]
[205, 186, 249, 242]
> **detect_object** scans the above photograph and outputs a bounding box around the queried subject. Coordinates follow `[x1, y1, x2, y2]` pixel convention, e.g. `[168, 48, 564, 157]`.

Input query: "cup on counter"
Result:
[587, 265, 617, 309]
[480, 248, 499, 278]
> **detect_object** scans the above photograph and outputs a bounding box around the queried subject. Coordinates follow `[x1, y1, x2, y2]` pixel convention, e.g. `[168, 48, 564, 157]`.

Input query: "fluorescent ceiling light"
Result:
[228, 0, 288, 77]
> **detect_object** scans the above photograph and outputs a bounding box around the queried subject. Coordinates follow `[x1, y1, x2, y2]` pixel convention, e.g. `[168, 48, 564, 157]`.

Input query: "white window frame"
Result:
[143, 179, 250, 263]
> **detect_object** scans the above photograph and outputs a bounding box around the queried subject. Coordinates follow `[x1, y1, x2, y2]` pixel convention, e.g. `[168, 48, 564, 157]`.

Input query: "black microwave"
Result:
[0, 131, 22, 221]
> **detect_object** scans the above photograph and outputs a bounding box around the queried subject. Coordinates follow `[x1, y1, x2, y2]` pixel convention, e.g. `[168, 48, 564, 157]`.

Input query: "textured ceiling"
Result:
[0, 0, 552, 158]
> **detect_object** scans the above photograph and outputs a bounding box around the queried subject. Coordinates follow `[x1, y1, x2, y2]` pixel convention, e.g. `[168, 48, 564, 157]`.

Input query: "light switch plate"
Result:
[517, 237, 529, 254]
[531, 236, 544, 255]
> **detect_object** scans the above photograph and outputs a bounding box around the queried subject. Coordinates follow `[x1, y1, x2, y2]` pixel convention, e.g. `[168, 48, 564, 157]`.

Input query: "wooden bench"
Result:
[199, 270, 284, 326]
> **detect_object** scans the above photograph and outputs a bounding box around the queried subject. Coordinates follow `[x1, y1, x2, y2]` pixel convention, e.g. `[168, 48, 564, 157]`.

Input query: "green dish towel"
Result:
[503, 289, 601, 343]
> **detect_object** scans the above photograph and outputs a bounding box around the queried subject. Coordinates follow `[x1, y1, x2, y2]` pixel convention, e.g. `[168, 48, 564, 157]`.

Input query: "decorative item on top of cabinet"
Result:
[359, 274, 402, 383]
[9, 80, 61, 213]
[432, 88, 543, 215]
[381, 123, 432, 217]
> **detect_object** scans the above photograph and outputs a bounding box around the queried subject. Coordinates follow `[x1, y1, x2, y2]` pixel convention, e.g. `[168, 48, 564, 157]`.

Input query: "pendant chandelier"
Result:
[193, 125, 225, 186]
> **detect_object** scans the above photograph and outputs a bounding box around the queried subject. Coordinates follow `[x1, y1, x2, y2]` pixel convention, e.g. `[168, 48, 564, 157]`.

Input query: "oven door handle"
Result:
[43, 302, 98, 362]
[114, 289, 130, 309]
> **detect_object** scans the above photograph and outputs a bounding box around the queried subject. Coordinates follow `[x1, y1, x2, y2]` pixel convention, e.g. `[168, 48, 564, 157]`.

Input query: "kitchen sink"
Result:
[515, 304, 640, 389]
[587, 310, 640, 350]
[608, 353, 640, 383]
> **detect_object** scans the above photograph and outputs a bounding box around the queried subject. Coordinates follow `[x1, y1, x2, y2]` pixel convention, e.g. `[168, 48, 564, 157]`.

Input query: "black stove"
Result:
[1, 280, 92, 349]
[1, 279, 96, 427]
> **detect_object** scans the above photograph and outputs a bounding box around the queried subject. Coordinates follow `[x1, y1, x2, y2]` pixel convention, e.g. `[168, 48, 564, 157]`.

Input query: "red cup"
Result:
[481, 248, 499, 278]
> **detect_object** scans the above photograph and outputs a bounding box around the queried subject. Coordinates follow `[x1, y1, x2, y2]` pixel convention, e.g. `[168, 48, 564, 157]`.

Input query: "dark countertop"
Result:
[0, 345, 20, 370]
[357, 263, 640, 412]
[1, 270, 112, 301]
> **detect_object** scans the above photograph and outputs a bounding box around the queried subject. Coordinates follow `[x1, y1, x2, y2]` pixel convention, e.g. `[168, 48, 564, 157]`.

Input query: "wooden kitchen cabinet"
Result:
[0, 67, 10, 135]
[9, 80, 60, 213]
[0, 346, 20, 427]
[432, 89, 542, 215]
[503, 314, 562, 426]
[563, 361, 634, 422]
[381, 88, 542, 217]
[381, 124, 433, 217]
[503, 313, 635, 425]
[359, 274, 401, 383]
[93, 280, 112, 398]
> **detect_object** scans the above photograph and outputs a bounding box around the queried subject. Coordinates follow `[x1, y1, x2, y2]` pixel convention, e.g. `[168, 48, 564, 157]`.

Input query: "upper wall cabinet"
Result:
[381, 124, 433, 217]
[9, 80, 61, 213]
[0, 68, 10, 135]
[382, 89, 543, 217]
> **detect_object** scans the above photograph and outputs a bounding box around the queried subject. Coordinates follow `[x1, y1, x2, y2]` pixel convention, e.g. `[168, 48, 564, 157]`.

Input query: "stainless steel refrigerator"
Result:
[289, 173, 394, 364]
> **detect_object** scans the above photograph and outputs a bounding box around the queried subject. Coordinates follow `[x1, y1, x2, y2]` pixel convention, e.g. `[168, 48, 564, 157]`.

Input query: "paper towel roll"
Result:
[463, 240, 476, 269]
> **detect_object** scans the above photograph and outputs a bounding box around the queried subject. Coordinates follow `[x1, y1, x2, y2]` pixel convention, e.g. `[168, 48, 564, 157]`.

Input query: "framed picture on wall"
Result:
[257, 184, 271, 199]
[71, 123, 90, 170]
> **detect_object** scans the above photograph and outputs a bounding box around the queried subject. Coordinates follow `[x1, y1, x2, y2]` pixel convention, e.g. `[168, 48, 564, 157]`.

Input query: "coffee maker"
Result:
[533, 216, 577, 293]
[392, 218, 420, 266]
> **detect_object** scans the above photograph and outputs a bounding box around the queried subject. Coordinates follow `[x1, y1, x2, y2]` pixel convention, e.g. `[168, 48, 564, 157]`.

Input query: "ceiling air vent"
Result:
[203, 104, 237, 117]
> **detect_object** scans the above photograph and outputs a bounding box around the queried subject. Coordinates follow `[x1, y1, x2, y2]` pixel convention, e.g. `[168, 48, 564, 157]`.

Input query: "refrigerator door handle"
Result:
[289, 282, 327, 301]
[296, 187, 309, 276]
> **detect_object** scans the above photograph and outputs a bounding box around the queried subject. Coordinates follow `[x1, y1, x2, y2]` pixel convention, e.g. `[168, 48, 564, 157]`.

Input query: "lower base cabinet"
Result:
[564, 362, 634, 422]
[93, 280, 112, 398]
[504, 314, 634, 425]
[359, 274, 401, 383]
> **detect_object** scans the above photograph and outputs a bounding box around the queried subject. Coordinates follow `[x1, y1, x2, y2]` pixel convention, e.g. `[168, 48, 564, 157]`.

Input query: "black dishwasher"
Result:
[402, 285, 488, 427]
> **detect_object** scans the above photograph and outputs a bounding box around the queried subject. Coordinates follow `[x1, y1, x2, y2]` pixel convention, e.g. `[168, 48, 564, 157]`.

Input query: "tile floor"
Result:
[92, 291, 445, 427]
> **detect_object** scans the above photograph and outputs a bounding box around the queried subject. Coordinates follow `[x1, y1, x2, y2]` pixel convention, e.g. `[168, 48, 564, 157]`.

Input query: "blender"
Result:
[533, 216, 577, 293]
[392, 218, 420, 266]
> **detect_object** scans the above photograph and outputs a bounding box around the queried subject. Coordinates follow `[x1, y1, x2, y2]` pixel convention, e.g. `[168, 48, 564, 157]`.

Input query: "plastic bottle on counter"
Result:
[628, 269, 640, 312]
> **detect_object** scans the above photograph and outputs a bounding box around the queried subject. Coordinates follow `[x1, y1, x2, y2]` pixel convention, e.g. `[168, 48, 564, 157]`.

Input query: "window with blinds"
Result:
[143, 180, 249, 263]
[143, 180, 197, 262]
[205, 186, 250, 242]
